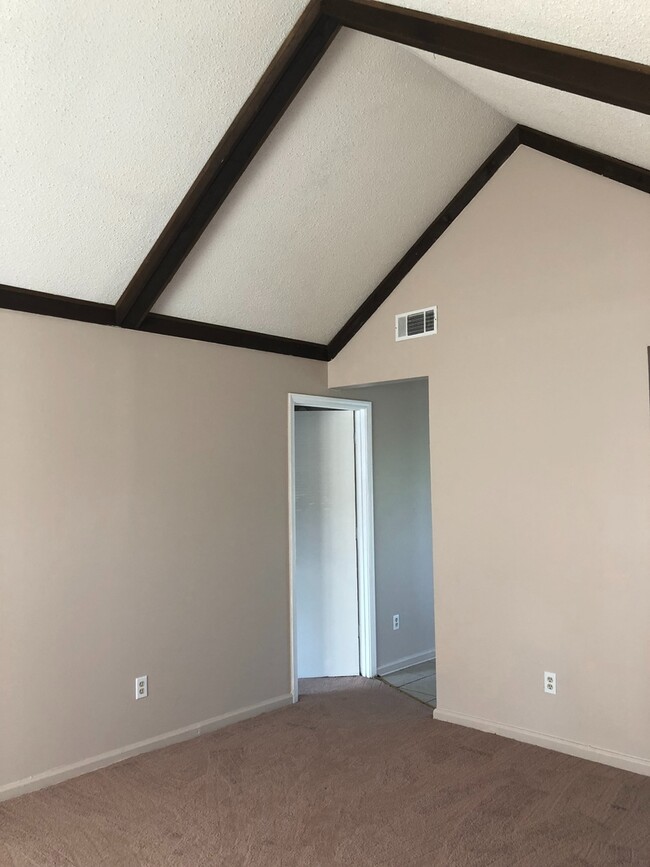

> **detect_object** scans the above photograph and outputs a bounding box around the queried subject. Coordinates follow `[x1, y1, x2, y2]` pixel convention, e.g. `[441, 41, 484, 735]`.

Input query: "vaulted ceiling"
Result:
[153, 30, 510, 342]
[1, 0, 648, 352]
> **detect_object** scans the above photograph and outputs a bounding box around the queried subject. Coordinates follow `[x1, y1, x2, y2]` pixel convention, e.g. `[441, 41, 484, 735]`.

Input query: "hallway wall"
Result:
[338, 379, 435, 673]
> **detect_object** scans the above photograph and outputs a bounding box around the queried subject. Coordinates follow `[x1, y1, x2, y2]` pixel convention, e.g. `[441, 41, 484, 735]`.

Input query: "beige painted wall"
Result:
[330, 146, 650, 768]
[0, 311, 326, 791]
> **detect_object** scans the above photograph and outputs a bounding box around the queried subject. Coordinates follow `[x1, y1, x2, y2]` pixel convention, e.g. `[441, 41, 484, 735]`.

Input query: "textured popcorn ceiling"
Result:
[401, 0, 650, 171]
[0, 0, 306, 302]
[386, 0, 649, 62]
[415, 56, 650, 172]
[155, 30, 511, 342]
[1, 0, 647, 341]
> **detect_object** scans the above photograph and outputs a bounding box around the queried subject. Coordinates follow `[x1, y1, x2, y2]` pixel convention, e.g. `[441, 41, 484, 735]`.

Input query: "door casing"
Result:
[288, 393, 376, 701]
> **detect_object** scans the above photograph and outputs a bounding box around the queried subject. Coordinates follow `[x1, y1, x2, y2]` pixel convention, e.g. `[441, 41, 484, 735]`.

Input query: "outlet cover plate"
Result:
[544, 671, 557, 695]
[135, 675, 148, 700]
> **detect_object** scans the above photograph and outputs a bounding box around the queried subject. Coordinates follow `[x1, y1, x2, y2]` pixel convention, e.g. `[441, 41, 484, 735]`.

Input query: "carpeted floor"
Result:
[2, 678, 650, 866]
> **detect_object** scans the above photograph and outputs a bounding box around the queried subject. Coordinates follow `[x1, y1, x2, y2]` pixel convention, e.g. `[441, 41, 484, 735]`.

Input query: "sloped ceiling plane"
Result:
[1, 0, 649, 359]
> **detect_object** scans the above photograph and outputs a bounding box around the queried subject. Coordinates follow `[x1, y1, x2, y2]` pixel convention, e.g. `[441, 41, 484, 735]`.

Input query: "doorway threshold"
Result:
[378, 659, 436, 708]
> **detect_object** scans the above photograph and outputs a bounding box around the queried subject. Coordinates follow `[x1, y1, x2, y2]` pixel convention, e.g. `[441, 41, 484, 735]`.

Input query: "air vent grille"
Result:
[395, 306, 437, 341]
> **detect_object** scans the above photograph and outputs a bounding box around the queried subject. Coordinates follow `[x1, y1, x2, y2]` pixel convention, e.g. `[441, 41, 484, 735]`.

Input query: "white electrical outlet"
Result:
[544, 671, 557, 695]
[392, 614, 400, 631]
[135, 675, 148, 700]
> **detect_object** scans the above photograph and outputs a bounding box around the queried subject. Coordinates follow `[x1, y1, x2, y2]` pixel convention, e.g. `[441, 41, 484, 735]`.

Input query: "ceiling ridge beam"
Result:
[115, 0, 340, 330]
[323, 0, 650, 115]
[327, 126, 521, 359]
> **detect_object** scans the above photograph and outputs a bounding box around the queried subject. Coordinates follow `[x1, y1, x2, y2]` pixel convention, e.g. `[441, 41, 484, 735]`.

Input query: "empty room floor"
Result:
[380, 658, 437, 707]
[2, 677, 650, 866]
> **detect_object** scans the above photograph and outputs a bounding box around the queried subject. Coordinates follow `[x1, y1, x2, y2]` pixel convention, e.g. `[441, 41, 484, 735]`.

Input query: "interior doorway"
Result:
[288, 394, 375, 701]
[332, 378, 436, 709]
[349, 379, 436, 708]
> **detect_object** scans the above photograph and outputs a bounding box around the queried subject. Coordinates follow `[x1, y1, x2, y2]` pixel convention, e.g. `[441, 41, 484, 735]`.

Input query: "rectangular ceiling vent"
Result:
[395, 306, 437, 342]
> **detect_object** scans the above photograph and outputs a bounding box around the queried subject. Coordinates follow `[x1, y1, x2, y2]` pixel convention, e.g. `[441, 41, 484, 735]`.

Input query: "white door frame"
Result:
[288, 393, 376, 702]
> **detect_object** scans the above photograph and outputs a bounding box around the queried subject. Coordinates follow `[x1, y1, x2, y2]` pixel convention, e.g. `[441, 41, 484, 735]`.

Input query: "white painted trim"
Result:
[377, 649, 435, 676]
[289, 393, 373, 413]
[433, 708, 650, 778]
[354, 400, 377, 682]
[288, 393, 376, 702]
[0, 693, 292, 803]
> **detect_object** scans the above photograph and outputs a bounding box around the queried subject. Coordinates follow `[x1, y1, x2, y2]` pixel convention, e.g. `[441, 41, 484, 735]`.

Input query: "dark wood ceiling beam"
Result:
[323, 0, 650, 116]
[327, 124, 650, 359]
[115, 1, 340, 330]
[327, 126, 521, 358]
[0, 284, 115, 326]
[518, 127, 650, 193]
[140, 313, 329, 360]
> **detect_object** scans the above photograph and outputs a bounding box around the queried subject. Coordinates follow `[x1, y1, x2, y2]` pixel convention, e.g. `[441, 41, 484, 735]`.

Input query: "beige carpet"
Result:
[1, 678, 649, 866]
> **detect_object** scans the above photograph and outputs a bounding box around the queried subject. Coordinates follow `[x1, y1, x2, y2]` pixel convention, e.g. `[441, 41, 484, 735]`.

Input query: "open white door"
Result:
[294, 409, 359, 677]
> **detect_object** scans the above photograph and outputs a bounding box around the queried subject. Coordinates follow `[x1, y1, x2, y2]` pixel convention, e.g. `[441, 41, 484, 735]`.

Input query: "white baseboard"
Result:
[433, 707, 650, 778]
[0, 693, 292, 803]
[377, 649, 436, 677]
